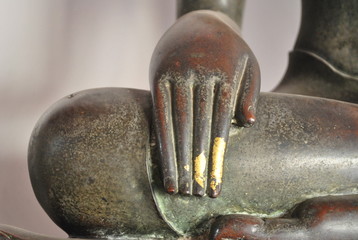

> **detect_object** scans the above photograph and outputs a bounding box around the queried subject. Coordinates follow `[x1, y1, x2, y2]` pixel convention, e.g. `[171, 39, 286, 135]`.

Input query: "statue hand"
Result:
[150, 10, 260, 197]
[208, 195, 358, 239]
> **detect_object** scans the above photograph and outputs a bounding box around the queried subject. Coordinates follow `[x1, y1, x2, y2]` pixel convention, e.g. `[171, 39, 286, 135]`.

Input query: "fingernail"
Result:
[179, 184, 191, 195]
[243, 107, 255, 127]
[164, 179, 177, 194]
[244, 117, 255, 127]
[209, 182, 222, 198]
[193, 183, 205, 197]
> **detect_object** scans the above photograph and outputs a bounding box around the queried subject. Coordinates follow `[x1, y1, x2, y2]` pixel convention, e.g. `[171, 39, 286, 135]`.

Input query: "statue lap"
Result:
[22, 88, 358, 239]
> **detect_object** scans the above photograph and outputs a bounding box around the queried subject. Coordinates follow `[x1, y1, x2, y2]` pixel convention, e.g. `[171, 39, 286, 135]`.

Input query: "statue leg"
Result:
[28, 88, 358, 238]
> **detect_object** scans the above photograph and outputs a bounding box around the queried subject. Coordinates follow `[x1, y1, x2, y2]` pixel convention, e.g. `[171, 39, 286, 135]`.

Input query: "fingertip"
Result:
[179, 184, 191, 195]
[164, 179, 177, 194]
[244, 105, 256, 125]
[209, 183, 222, 198]
[193, 183, 205, 197]
[244, 116, 255, 128]
[166, 186, 176, 194]
[236, 107, 256, 128]
[208, 137, 226, 198]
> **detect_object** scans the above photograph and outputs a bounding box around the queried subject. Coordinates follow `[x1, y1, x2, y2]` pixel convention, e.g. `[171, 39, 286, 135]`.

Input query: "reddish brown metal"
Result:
[208, 195, 358, 240]
[150, 10, 260, 197]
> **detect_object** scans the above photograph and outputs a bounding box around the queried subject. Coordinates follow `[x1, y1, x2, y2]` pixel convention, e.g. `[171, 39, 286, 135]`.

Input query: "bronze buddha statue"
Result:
[1, 0, 357, 239]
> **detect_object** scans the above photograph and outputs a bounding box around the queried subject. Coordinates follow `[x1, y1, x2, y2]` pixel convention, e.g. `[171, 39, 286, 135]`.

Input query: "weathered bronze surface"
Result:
[3, 196, 358, 240]
[1, 0, 358, 239]
[150, 10, 260, 197]
[28, 88, 175, 239]
[275, 0, 358, 103]
[25, 88, 358, 239]
[150, 92, 358, 236]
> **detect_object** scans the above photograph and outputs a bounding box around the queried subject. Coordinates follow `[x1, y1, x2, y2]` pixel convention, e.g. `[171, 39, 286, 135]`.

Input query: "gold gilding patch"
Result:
[210, 137, 226, 191]
[194, 152, 207, 188]
[184, 164, 190, 172]
[210, 180, 218, 191]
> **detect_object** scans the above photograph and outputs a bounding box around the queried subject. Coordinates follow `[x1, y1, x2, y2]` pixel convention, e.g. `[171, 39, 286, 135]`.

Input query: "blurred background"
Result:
[0, 0, 300, 237]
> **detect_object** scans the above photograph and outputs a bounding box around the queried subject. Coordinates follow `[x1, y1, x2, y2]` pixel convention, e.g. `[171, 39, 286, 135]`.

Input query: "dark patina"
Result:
[1, 0, 358, 239]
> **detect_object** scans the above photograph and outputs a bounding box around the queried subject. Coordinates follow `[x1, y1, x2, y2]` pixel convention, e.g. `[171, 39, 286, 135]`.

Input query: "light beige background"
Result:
[0, 0, 300, 237]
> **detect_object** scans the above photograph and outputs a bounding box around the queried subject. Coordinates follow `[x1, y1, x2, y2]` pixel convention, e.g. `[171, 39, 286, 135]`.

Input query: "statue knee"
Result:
[28, 88, 174, 238]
